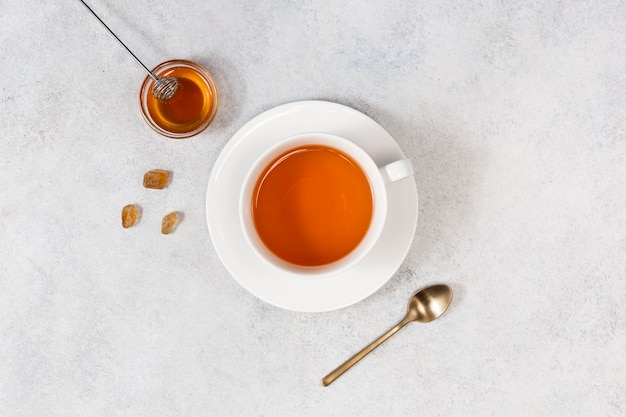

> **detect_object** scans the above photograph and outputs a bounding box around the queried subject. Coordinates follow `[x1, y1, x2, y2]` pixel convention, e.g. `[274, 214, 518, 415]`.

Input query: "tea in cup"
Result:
[240, 132, 413, 277]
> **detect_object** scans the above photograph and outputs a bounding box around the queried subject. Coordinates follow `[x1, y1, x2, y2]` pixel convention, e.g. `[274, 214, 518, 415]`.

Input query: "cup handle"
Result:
[379, 159, 413, 184]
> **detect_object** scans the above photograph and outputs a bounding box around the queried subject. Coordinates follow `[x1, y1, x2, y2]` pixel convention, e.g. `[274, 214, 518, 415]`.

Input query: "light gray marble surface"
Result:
[1, 0, 625, 416]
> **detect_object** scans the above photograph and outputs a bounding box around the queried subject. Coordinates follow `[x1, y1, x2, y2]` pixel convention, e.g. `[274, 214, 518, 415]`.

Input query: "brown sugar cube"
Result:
[143, 170, 169, 189]
[161, 212, 178, 234]
[121, 204, 139, 228]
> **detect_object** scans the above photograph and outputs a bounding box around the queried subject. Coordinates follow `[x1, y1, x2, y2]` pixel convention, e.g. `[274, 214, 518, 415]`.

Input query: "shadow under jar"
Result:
[140, 60, 219, 139]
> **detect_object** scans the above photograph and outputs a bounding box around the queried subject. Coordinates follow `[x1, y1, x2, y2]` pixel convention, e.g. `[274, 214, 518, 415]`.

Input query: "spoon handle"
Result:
[322, 318, 410, 387]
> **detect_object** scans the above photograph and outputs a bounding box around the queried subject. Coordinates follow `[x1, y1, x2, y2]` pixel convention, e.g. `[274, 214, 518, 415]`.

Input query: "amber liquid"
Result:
[146, 66, 215, 134]
[252, 146, 373, 267]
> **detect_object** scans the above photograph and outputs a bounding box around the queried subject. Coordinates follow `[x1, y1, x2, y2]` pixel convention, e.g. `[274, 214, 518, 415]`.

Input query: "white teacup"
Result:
[240, 132, 413, 277]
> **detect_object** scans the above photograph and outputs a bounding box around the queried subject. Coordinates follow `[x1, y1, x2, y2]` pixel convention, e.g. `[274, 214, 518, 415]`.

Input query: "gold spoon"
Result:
[321, 284, 453, 387]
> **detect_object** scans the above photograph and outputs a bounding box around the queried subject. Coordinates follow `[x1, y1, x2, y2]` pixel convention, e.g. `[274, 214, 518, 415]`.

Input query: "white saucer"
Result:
[206, 101, 418, 312]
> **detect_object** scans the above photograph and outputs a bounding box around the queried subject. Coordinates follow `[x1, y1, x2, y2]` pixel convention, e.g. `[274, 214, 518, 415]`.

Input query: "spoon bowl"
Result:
[322, 284, 453, 387]
[406, 284, 453, 323]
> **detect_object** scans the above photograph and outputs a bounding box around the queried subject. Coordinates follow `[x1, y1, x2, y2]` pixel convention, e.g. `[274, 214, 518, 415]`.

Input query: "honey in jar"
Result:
[140, 60, 219, 139]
